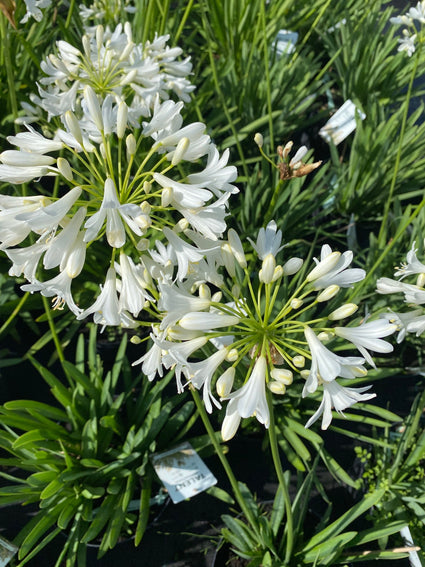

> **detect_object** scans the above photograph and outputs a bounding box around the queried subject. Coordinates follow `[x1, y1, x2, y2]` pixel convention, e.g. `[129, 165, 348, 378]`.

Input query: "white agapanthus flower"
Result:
[21, 0, 52, 23]
[137, 222, 395, 439]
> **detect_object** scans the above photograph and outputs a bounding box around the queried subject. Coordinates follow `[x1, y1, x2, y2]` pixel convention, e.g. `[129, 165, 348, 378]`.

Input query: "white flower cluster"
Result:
[18, 22, 195, 124]
[21, 0, 52, 23]
[0, 23, 237, 329]
[390, 1, 425, 57]
[135, 221, 396, 438]
[79, 0, 136, 26]
[377, 242, 425, 342]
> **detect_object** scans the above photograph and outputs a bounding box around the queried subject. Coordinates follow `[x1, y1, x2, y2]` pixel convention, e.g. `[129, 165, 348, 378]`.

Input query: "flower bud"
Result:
[99, 143, 107, 159]
[172, 137, 190, 165]
[96, 25, 104, 51]
[65, 111, 84, 146]
[300, 369, 310, 379]
[260, 253, 276, 284]
[307, 252, 341, 282]
[216, 367, 235, 397]
[57, 158, 73, 181]
[140, 202, 151, 214]
[221, 243, 236, 277]
[232, 284, 241, 298]
[271, 265, 284, 282]
[417, 273, 425, 288]
[136, 238, 150, 251]
[226, 349, 239, 362]
[161, 187, 173, 207]
[254, 132, 263, 148]
[228, 229, 247, 268]
[176, 218, 189, 231]
[221, 412, 241, 441]
[270, 368, 293, 385]
[84, 85, 103, 131]
[291, 298, 303, 309]
[199, 283, 211, 299]
[268, 381, 286, 395]
[143, 181, 152, 194]
[283, 257, 303, 276]
[117, 102, 128, 139]
[328, 303, 358, 320]
[316, 284, 340, 302]
[282, 141, 293, 160]
[293, 355, 305, 368]
[317, 331, 332, 341]
[211, 291, 222, 302]
[82, 35, 91, 57]
[126, 133, 136, 156]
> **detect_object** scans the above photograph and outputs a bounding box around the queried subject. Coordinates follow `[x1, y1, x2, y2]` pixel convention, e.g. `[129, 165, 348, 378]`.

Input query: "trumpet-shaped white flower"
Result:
[221, 356, 270, 440]
[84, 178, 141, 247]
[77, 267, 124, 327]
[184, 348, 229, 413]
[394, 242, 425, 279]
[309, 245, 365, 289]
[303, 326, 366, 395]
[305, 381, 376, 430]
[22, 270, 82, 315]
[334, 320, 396, 367]
[380, 310, 424, 343]
[248, 220, 283, 260]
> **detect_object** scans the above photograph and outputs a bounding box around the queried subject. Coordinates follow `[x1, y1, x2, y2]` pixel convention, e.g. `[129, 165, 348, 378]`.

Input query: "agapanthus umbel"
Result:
[135, 221, 396, 439]
[377, 241, 425, 340]
[390, 1, 425, 57]
[17, 21, 195, 124]
[0, 35, 237, 327]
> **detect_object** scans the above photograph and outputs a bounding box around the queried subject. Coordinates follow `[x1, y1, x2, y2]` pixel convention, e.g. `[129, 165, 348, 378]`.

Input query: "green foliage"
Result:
[0, 326, 198, 566]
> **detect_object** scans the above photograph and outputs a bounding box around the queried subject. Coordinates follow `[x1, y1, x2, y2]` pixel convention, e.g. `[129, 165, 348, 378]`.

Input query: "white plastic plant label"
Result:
[0, 535, 18, 566]
[151, 441, 217, 504]
[274, 29, 298, 56]
[319, 100, 366, 145]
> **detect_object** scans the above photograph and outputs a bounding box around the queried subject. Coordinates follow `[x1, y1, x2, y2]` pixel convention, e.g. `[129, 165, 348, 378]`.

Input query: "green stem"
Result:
[190, 388, 261, 539]
[41, 296, 65, 363]
[0, 292, 30, 337]
[377, 46, 421, 247]
[174, 0, 195, 44]
[266, 389, 294, 563]
[263, 179, 284, 226]
[259, 0, 274, 151]
[1, 15, 19, 127]
[65, 0, 76, 29]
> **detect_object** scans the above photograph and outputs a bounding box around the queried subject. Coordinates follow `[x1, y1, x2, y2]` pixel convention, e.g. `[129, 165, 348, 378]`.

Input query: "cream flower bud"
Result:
[143, 181, 151, 194]
[126, 134, 136, 156]
[270, 367, 293, 385]
[176, 218, 189, 231]
[317, 284, 340, 302]
[272, 265, 284, 282]
[99, 143, 107, 159]
[130, 335, 143, 344]
[283, 257, 303, 276]
[216, 367, 235, 397]
[293, 355, 305, 368]
[141, 202, 151, 214]
[65, 111, 83, 146]
[117, 102, 128, 139]
[417, 273, 425, 288]
[317, 331, 332, 341]
[226, 349, 238, 362]
[179, 312, 239, 330]
[57, 158, 73, 181]
[171, 137, 190, 166]
[328, 303, 358, 320]
[82, 35, 91, 57]
[300, 369, 310, 379]
[254, 133, 263, 148]
[228, 229, 247, 268]
[291, 298, 303, 309]
[96, 25, 104, 50]
[307, 252, 341, 282]
[199, 283, 211, 299]
[221, 242, 236, 277]
[268, 381, 286, 395]
[136, 238, 150, 251]
[232, 284, 241, 298]
[211, 291, 222, 302]
[260, 253, 276, 284]
[161, 187, 173, 207]
[221, 412, 241, 442]
[84, 85, 103, 131]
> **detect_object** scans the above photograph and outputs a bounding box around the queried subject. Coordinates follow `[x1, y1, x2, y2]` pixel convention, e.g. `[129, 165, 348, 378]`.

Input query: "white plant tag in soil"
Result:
[151, 441, 217, 504]
[0, 535, 17, 566]
[319, 99, 366, 145]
